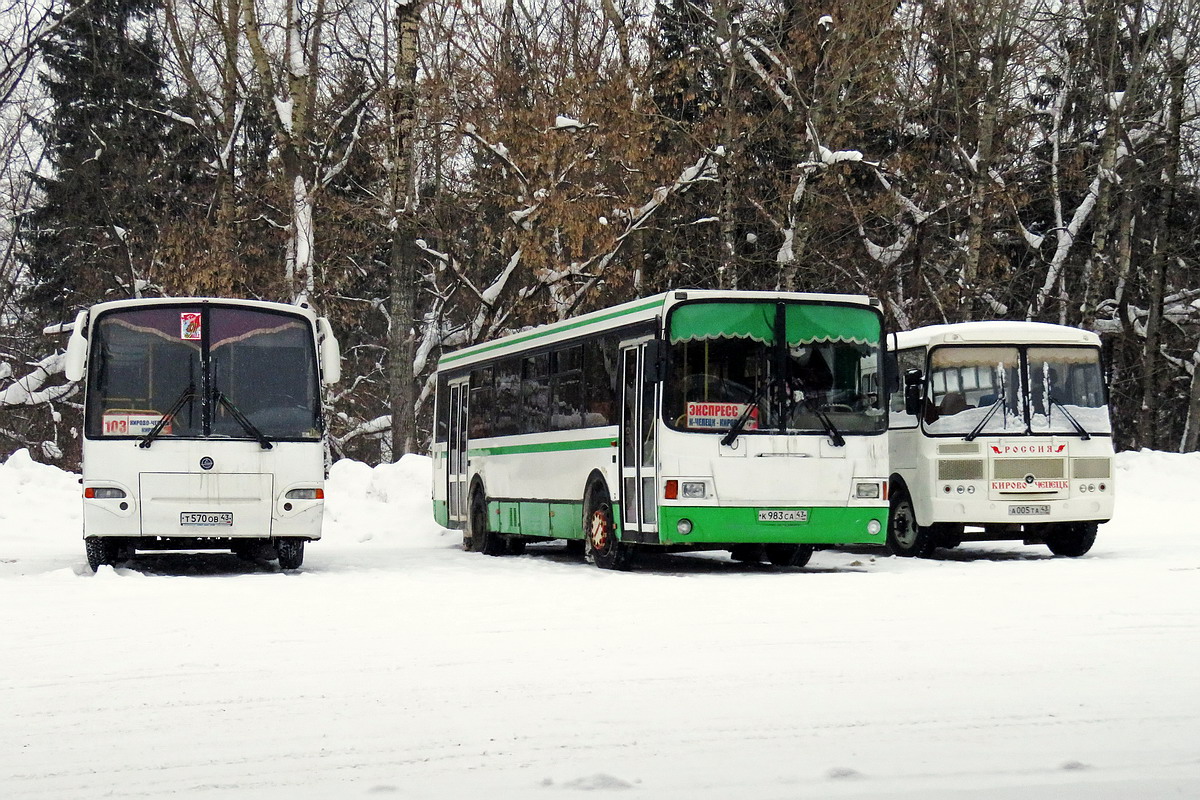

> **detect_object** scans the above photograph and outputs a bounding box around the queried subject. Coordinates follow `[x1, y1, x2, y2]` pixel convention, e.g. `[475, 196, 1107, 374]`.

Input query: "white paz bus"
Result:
[64, 298, 341, 571]
[432, 290, 890, 569]
[887, 321, 1115, 557]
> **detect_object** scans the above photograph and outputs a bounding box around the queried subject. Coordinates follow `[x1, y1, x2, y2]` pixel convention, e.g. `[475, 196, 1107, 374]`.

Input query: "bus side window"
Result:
[520, 353, 550, 434]
[435, 373, 449, 443]
[494, 358, 521, 436]
[470, 366, 493, 438]
[582, 336, 618, 426]
[550, 346, 583, 431]
[889, 348, 924, 427]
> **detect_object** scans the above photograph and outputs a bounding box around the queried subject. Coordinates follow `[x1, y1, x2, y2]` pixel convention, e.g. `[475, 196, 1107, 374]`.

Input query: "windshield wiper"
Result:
[138, 383, 195, 448]
[212, 387, 274, 450]
[1048, 400, 1091, 440]
[964, 397, 1005, 442]
[721, 382, 769, 448]
[803, 395, 845, 447]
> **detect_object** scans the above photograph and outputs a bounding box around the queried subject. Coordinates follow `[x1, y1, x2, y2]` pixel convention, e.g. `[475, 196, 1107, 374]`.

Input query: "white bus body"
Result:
[432, 290, 890, 569]
[65, 298, 341, 570]
[887, 321, 1115, 557]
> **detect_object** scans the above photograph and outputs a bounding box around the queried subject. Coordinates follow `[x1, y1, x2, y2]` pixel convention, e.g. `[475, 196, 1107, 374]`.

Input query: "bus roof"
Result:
[82, 297, 319, 322]
[894, 320, 1101, 350]
[437, 289, 878, 371]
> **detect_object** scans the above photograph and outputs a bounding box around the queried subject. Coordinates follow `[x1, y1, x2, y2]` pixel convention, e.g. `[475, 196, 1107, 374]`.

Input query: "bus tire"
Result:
[85, 537, 117, 572]
[887, 490, 936, 558]
[584, 483, 632, 570]
[470, 490, 507, 556]
[1044, 521, 1097, 557]
[765, 543, 814, 567]
[276, 537, 305, 569]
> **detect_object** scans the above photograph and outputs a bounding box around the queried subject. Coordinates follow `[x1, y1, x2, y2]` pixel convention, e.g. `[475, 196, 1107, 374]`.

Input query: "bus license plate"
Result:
[758, 509, 808, 522]
[1008, 504, 1050, 517]
[180, 512, 234, 526]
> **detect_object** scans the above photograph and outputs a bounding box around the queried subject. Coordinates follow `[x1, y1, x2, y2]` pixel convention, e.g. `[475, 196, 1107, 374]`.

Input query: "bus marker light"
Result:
[867, 519, 882, 535]
[85, 487, 126, 499]
[677, 519, 693, 535]
[664, 480, 679, 500]
[285, 488, 324, 500]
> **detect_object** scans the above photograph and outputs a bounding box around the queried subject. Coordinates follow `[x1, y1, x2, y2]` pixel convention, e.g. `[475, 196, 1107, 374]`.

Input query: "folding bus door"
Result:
[447, 379, 470, 527]
[619, 339, 658, 543]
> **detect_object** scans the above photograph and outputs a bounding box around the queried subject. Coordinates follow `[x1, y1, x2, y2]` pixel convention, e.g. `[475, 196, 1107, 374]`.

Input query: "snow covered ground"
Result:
[1, 448, 1197, 799]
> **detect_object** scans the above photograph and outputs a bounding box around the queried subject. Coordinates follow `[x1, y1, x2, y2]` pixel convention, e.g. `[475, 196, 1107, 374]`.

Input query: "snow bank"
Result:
[323, 453, 451, 547]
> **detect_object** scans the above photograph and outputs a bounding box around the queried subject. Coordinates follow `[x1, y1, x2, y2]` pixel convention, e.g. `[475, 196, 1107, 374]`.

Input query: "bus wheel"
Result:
[584, 485, 632, 570]
[765, 544, 814, 567]
[1044, 522, 1097, 557]
[887, 491, 935, 558]
[276, 538, 305, 569]
[84, 537, 117, 572]
[470, 491, 507, 556]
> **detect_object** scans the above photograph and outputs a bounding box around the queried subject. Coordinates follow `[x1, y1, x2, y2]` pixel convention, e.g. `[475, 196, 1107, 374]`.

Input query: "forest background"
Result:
[1, 0, 1198, 468]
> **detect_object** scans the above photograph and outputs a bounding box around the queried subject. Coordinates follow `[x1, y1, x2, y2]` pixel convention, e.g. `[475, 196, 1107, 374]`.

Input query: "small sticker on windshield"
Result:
[181, 313, 201, 340]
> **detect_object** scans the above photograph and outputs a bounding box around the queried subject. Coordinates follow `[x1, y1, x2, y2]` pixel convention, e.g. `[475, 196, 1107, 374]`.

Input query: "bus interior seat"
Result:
[938, 392, 970, 415]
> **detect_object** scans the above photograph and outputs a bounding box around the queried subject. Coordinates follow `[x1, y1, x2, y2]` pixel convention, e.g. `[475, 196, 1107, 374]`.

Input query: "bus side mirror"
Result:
[903, 369, 924, 416]
[64, 310, 89, 382]
[644, 338, 667, 382]
[317, 317, 341, 385]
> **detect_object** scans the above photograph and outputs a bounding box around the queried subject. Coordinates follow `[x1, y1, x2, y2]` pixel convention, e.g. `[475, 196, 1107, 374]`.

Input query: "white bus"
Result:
[64, 298, 341, 571]
[431, 290, 890, 569]
[887, 321, 1115, 557]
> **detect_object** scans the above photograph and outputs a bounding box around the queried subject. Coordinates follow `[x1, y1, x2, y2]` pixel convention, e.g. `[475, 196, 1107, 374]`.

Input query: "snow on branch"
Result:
[0, 353, 75, 407]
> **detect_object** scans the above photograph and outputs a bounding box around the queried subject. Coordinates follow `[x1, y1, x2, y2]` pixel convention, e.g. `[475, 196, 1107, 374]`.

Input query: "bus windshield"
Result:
[85, 305, 321, 441]
[664, 301, 885, 436]
[925, 345, 1111, 437]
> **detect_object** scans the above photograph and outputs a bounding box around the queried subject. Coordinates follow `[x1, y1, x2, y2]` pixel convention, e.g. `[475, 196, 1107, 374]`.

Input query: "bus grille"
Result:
[938, 459, 984, 480]
[1071, 458, 1111, 479]
[938, 442, 980, 455]
[993, 458, 1065, 480]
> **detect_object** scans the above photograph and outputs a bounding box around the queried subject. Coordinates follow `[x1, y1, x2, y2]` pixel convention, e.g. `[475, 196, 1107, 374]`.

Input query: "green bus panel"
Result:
[657, 506, 888, 546]
[549, 502, 584, 540]
[492, 501, 522, 534]
[433, 499, 449, 528]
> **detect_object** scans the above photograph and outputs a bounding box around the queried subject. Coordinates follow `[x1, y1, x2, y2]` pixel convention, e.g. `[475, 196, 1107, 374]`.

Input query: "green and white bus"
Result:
[887, 321, 1115, 557]
[431, 290, 890, 569]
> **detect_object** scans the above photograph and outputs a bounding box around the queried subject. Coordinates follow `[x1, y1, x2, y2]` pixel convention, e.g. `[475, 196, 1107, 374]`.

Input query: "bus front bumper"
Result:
[656, 505, 888, 546]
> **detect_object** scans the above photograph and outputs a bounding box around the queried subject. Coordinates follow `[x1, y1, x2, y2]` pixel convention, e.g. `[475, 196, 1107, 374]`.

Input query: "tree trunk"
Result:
[1137, 48, 1185, 450]
[388, 1, 422, 458]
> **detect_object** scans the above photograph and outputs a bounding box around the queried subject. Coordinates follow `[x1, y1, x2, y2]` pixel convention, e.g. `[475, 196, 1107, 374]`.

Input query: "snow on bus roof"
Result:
[84, 297, 318, 320]
[894, 320, 1101, 349]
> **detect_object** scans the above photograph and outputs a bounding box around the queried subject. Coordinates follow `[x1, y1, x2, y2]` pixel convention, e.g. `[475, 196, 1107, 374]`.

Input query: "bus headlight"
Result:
[682, 481, 707, 499]
[855, 482, 881, 499]
[285, 488, 325, 500]
[677, 518, 693, 535]
[867, 519, 882, 535]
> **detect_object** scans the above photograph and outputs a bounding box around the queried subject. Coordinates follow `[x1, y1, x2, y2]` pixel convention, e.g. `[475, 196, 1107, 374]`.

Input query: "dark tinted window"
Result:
[582, 335, 619, 427]
[470, 366, 493, 437]
[493, 358, 521, 436]
[520, 353, 550, 433]
[86, 308, 203, 438]
[550, 346, 583, 430]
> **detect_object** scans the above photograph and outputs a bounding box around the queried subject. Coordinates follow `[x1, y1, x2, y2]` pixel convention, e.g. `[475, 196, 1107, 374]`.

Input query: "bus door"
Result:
[447, 378, 470, 527]
[619, 338, 658, 542]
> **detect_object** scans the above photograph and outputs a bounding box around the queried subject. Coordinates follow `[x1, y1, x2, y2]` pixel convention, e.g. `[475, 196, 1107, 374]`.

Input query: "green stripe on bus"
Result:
[468, 437, 616, 457]
[439, 298, 663, 365]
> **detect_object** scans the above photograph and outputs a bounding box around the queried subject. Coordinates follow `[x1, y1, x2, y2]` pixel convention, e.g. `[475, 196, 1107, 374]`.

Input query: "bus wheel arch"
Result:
[583, 475, 632, 570]
[468, 480, 507, 556]
[886, 484, 936, 558]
